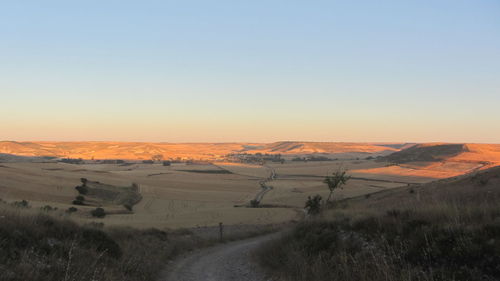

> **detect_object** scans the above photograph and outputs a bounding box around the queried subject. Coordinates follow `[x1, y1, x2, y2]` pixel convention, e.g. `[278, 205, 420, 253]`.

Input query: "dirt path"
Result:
[254, 166, 276, 203]
[159, 234, 276, 281]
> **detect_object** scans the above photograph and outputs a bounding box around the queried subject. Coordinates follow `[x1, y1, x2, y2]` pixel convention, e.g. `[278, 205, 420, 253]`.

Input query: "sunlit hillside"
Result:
[0, 141, 401, 161]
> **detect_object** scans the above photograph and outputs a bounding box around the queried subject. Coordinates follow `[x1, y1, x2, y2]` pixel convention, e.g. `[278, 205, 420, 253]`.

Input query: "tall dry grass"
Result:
[256, 167, 500, 281]
[0, 201, 278, 281]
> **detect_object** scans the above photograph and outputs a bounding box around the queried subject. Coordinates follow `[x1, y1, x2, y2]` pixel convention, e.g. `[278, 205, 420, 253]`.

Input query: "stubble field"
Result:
[0, 158, 473, 229]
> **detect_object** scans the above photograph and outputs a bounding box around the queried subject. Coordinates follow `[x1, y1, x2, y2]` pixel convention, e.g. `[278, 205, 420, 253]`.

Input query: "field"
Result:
[2, 142, 500, 281]
[1, 142, 499, 229]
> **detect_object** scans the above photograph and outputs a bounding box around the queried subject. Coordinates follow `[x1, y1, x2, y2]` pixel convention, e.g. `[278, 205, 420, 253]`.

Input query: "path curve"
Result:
[254, 166, 276, 203]
[159, 234, 276, 281]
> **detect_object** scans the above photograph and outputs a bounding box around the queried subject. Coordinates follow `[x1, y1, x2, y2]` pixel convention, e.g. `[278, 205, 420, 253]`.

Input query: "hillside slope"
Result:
[383, 143, 500, 165]
[0, 141, 401, 160]
[257, 165, 500, 281]
[355, 143, 500, 180]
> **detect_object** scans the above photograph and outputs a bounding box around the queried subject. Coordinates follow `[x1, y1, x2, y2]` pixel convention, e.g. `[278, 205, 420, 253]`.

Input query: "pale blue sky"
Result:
[1, 0, 499, 142]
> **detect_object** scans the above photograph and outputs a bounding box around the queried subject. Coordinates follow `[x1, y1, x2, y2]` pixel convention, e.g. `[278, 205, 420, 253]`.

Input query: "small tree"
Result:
[91, 207, 106, 218]
[305, 195, 322, 215]
[323, 168, 351, 202]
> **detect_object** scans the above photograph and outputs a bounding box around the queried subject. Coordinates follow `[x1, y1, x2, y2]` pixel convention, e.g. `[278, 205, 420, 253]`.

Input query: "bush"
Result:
[66, 207, 78, 213]
[11, 200, 29, 208]
[80, 178, 88, 186]
[75, 185, 88, 195]
[91, 207, 106, 218]
[162, 160, 171, 166]
[250, 200, 260, 208]
[76, 195, 85, 201]
[72, 199, 84, 205]
[41, 205, 55, 211]
[305, 195, 322, 215]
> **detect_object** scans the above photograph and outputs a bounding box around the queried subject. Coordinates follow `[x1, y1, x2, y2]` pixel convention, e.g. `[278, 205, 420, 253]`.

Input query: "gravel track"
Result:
[159, 234, 276, 281]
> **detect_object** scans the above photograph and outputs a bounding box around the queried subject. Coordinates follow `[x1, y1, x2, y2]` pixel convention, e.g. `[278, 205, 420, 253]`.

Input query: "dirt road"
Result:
[160, 234, 276, 281]
[254, 166, 276, 203]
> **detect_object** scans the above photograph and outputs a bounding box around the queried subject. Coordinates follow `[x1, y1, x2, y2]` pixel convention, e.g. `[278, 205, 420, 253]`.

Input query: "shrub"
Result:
[305, 195, 322, 215]
[41, 205, 54, 211]
[76, 195, 85, 201]
[162, 160, 171, 166]
[75, 185, 88, 195]
[250, 200, 260, 208]
[66, 207, 78, 213]
[12, 200, 29, 208]
[91, 207, 106, 218]
[80, 178, 88, 186]
[72, 199, 84, 205]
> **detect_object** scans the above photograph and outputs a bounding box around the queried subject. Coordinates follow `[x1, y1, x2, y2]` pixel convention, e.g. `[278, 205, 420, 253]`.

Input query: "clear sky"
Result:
[1, 0, 499, 143]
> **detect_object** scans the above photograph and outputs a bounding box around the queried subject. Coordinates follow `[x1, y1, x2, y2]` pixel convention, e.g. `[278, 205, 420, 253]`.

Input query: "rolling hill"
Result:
[356, 143, 500, 179]
[0, 141, 402, 161]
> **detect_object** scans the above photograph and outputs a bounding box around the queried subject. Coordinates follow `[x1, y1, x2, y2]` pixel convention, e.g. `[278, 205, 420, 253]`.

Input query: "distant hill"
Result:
[382, 143, 467, 163]
[382, 143, 500, 165]
[245, 141, 401, 155]
[0, 141, 401, 161]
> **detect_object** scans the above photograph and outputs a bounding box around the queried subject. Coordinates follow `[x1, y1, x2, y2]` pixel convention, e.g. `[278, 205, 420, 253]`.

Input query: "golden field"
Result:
[1, 142, 499, 229]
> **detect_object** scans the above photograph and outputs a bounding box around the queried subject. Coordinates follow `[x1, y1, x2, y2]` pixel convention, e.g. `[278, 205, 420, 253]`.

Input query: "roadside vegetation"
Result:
[257, 166, 500, 281]
[0, 200, 278, 281]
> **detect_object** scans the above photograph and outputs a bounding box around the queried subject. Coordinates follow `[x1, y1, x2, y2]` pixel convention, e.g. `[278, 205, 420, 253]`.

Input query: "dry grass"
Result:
[0, 202, 277, 281]
[256, 166, 500, 281]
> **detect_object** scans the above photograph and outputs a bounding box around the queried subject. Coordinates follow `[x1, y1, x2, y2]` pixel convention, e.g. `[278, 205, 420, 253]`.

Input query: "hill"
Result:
[383, 143, 500, 165]
[382, 143, 467, 163]
[353, 143, 500, 180]
[0, 141, 401, 161]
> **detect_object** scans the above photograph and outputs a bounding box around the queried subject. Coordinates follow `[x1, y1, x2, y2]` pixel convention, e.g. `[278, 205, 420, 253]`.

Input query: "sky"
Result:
[1, 0, 499, 143]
